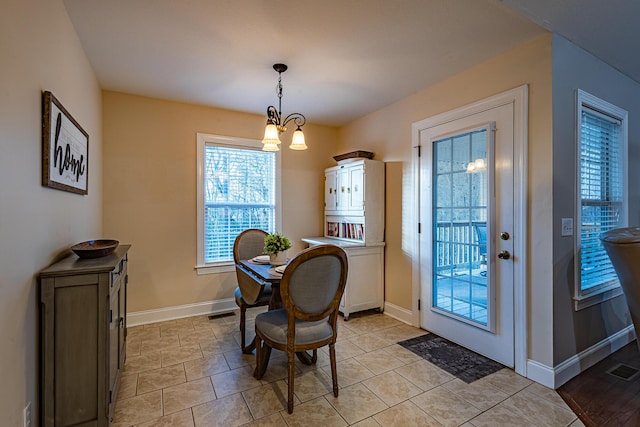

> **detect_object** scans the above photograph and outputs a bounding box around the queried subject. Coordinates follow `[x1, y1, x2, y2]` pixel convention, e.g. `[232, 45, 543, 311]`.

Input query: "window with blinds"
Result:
[204, 145, 275, 263]
[196, 134, 279, 273]
[576, 90, 628, 304]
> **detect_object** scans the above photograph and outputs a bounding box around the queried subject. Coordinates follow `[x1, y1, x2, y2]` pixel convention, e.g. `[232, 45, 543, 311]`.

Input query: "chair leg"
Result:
[239, 305, 246, 348]
[311, 349, 318, 364]
[329, 343, 339, 397]
[287, 350, 295, 414]
[254, 334, 262, 379]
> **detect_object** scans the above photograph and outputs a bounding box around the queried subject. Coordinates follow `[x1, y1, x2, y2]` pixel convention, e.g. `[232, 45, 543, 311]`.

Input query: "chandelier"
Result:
[261, 63, 307, 151]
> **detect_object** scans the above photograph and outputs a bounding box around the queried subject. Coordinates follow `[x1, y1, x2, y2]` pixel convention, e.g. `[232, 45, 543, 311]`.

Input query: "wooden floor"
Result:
[558, 341, 640, 426]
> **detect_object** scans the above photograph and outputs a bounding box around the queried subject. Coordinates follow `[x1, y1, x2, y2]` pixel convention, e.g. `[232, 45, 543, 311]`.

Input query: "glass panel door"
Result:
[418, 100, 516, 368]
[432, 128, 492, 329]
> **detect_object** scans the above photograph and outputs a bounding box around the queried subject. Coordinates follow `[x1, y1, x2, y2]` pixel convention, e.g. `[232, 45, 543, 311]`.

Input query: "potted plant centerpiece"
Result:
[264, 232, 292, 266]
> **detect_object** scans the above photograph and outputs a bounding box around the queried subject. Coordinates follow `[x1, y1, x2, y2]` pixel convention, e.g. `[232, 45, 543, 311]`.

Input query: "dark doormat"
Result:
[398, 333, 504, 383]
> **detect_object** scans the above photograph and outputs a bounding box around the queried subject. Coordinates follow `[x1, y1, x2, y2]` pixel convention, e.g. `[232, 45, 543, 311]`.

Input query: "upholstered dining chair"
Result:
[233, 228, 272, 353]
[254, 244, 348, 413]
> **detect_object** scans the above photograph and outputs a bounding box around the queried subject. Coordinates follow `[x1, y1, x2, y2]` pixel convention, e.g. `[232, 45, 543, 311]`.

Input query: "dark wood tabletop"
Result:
[238, 260, 282, 284]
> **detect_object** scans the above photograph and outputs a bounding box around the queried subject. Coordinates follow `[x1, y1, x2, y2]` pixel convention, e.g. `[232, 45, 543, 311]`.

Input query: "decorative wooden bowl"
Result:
[71, 239, 119, 259]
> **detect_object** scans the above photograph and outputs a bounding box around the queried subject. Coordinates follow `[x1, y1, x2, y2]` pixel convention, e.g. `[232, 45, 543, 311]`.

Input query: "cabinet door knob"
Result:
[498, 250, 511, 260]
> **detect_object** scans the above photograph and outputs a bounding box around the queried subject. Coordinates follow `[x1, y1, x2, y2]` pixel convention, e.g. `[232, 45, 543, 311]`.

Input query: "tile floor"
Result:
[114, 309, 585, 426]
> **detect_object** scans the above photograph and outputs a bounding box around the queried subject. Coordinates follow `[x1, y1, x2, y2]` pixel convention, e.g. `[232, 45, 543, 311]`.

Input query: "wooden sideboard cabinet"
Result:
[40, 244, 130, 426]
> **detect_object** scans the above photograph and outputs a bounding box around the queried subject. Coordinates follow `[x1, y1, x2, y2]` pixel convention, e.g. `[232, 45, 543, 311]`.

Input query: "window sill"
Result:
[195, 263, 236, 275]
[574, 285, 624, 311]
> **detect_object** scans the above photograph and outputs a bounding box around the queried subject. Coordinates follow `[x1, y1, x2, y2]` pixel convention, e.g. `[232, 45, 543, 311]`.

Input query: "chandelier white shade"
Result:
[262, 123, 281, 145]
[289, 127, 307, 150]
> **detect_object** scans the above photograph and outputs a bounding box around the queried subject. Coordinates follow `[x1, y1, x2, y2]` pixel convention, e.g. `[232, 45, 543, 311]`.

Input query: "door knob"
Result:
[498, 250, 511, 260]
[500, 231, 510, 240]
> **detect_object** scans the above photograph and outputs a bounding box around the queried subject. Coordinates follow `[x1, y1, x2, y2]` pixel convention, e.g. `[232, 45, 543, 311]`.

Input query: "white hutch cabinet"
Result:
[303, 158, 384, 320]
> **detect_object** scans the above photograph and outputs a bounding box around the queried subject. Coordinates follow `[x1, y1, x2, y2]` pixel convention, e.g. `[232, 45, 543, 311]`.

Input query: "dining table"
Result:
[236, 259, 315, 378]
[237, 259, 284, 310]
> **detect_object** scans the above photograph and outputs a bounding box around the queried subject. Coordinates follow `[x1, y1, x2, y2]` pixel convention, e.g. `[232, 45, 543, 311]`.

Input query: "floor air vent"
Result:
[208, 312, 235, 320]
[606, 363, 640, 381]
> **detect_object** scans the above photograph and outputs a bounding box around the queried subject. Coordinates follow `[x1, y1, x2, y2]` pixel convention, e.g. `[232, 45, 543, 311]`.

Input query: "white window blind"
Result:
[203, 145, 275, 263]
[579, 106, 624, 294]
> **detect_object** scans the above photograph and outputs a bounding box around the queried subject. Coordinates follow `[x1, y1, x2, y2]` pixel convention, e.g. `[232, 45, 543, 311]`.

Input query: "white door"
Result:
[419, 103, 515, 367]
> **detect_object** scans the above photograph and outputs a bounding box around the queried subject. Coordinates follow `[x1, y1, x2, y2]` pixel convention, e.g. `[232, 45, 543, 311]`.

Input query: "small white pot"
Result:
[269, 251, 287, 266]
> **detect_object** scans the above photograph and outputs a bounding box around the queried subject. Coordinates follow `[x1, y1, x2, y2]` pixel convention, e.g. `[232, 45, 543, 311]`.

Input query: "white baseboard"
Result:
[552, 325, 636, 388]
[383, 301, 415, 325]
[127, 298, 237, 327]
[526, 324, 636, 389]
[129, 299, 415, 327]
[526, 359, 555, 388]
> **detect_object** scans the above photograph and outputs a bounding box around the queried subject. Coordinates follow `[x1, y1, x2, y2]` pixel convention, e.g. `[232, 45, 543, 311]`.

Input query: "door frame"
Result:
[410, 85, 528, 376]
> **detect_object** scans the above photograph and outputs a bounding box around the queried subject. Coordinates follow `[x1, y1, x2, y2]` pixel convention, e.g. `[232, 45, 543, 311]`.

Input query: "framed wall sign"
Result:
[42, 91, 89, 195]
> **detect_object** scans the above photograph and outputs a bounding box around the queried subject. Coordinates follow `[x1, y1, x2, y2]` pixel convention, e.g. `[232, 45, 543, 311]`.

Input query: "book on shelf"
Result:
[326, 221, 364, 241]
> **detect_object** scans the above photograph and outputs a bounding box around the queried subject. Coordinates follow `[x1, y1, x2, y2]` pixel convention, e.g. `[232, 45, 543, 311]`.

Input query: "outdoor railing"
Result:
[435, 221, 485, 271]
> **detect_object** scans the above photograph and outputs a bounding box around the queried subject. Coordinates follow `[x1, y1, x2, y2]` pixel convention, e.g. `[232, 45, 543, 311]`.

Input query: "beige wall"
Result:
[103, 92, 338, 313]
[337, 34, 554, 364]
[0, 0, 102, 422]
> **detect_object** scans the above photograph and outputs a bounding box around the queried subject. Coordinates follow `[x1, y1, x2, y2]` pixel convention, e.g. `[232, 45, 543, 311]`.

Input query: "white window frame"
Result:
[195, 133, 282, 275]
[574, 90, 628, 310]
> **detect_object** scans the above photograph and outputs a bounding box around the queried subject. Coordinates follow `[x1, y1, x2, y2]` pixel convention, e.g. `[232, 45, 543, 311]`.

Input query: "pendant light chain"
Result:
[277, 72, 283, 118]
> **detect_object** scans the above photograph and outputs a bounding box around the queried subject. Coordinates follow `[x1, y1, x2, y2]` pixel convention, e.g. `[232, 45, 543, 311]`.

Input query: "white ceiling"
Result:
[62, 0, 638, 127]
